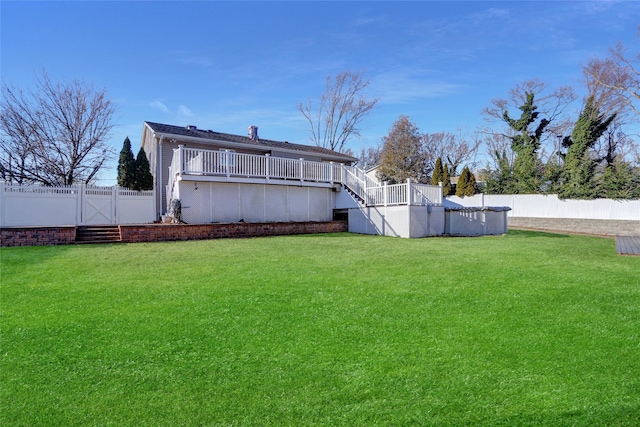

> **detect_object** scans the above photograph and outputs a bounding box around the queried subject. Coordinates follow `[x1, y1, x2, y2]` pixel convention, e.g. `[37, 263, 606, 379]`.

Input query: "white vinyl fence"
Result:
[0, 181, 155, 227]
[445, 194, 639, 221]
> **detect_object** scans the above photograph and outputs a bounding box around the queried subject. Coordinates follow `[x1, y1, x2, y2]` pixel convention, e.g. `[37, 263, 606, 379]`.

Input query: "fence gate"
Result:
[82, 187, 115, 224]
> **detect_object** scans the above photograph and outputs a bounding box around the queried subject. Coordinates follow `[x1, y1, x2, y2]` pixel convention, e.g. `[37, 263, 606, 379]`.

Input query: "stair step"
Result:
[76, 226, 121, 244]
[344, 185, 366, 205]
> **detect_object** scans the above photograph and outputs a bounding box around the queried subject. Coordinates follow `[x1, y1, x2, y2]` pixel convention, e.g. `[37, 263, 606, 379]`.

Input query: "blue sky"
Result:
[2, 1, 639, 184]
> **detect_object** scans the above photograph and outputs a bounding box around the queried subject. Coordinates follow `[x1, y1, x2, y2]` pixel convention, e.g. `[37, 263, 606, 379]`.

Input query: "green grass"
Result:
[1, 231, 639, 426]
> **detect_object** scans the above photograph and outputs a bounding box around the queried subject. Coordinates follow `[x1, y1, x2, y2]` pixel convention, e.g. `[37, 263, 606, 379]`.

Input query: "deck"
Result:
[167, 146, 444, 208]
[615, 236, 640, 256]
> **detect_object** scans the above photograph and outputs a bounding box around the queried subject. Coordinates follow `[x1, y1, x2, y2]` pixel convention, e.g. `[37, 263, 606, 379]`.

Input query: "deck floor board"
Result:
[616, 236, 640, 256]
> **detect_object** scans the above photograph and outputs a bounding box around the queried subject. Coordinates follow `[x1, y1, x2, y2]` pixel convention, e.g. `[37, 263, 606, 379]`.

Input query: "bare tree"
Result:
[583, 38, 640, 118]
[582, 36, 640, 167]
[422, 130, 480, 176]
[482, 132, 516, 171]
[483, 79, 576, 121]
[592, 123, 634, 166]
[354, 144, 381, 170]
[298, 69, 379, 153]
[0, 71, 116, 186]
[481, 78, 577, 163]
[583, 55, 630, 120]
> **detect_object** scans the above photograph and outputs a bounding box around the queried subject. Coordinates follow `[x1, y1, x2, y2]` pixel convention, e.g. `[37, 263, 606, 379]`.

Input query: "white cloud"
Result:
[178, 105, 194, 117]
[150, 101, 169, 113]
[371, 68, 461, 104]
[471, 7, 510, 25]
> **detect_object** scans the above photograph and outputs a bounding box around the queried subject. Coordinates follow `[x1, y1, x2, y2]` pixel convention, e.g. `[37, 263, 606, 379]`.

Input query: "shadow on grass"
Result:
[0, 242, 113, 265]
[492, 404, 640, 426]
[303, 232, 365, 238]
[507, 229, 570, 238]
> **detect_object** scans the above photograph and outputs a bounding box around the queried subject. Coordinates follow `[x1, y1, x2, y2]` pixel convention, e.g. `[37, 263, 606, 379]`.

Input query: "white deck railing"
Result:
[364, 181, 443, 206]
[168, 146, 442, 207]
[411, 183, 444, 206]
[342, 165, 380, 203]
[174, 147, 344, 183]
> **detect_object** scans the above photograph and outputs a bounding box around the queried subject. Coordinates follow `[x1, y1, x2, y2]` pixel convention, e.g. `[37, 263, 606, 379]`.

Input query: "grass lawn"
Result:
[1, 230, 639, 426]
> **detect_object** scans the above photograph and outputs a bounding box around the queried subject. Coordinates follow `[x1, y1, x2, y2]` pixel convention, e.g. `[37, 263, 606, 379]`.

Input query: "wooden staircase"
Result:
[344, 184, 366, 205]
[75, 226, 121, 244]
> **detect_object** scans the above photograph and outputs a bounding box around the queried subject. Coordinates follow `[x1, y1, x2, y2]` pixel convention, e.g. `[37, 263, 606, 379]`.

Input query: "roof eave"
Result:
[147, 124, 355, 163]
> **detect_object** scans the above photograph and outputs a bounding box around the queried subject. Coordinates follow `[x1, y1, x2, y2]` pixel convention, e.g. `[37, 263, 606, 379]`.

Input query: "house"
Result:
[140, 121, 505, 237]
[449, 173, 484, 189]
[141, 122, 358, 223]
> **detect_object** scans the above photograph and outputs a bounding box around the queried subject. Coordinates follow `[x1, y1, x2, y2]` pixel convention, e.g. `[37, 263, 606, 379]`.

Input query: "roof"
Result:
[144, 121, 357, 162]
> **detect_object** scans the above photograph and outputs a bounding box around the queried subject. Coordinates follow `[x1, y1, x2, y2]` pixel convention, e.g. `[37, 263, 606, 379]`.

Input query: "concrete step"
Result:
[76, 226, 121, 244]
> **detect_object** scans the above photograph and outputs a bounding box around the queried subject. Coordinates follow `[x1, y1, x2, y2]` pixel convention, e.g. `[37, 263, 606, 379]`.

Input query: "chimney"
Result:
[248, 125, 258, 141]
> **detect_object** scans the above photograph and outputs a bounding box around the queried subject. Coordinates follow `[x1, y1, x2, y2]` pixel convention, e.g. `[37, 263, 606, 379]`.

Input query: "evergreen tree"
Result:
[442, 164, 452, 196]
[117, 137, 136, 188]
[542, 154, 563, 194]
[456, 166, 477, 197]
[559, 96, 616, 199]
[598, 160, 640, 199]
[484, 150, 514, 194]
[134, 147, 154, 191]
[455, 167, 468, 197]
[377, 115, 428, 184]
[467, 169, 478, 195]
[502, 92, 548, 193]
[431, 157, 444, 186]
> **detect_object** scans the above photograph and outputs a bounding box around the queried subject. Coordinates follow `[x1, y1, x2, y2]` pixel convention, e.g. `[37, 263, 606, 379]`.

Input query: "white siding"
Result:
[177, 181, 335, 224]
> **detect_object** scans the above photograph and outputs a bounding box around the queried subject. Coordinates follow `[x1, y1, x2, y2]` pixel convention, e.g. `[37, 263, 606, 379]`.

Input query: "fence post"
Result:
[439, 182, 443, 204]
[225, 150, 231, 178]
[112, 186, 118, 224]
[329, 162, 334, 183]
[78, 183, 85, 225]
[407, 178, 412, 205]
[0, 181, 4, 227]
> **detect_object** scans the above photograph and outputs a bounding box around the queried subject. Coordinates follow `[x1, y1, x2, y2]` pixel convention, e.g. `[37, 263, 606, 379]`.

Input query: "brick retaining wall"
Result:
[119, 221, 348, 243]
[508, 217, 640, 236]
[1, 226, 76, 247]
[1, 221, 348, 247]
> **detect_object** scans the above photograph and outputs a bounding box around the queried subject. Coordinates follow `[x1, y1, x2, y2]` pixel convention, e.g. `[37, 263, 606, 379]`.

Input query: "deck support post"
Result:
[177, 145, 184, 175]
[384, 182, 388, 207]
[265, 154, 270, 182]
